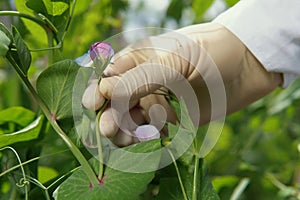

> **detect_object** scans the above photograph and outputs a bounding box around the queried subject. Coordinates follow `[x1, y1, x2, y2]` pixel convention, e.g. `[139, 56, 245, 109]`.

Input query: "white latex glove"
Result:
[83, 22, 282, 146]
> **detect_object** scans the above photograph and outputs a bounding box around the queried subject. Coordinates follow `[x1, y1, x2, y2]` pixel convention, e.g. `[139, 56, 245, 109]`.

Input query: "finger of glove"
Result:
[82, 79, 105, 111]
[103, 39, 155, 76]
[103, 34, 184, 77]
[100, 51, 185, 102]
[99, 106, 120, 137]
[111, 107, 146, 147]
[112, 129, 135, 147]
[139, 93, 177, 133]
[99, 105, 145, 138]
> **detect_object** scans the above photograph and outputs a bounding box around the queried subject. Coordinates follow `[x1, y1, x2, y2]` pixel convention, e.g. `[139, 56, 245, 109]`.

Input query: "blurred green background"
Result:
[1, 0, 300, 199]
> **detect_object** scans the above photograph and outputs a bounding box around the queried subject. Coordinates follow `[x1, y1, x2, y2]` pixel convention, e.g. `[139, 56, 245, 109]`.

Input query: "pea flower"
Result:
[89, 42, 114, 76]
[134, 125, 160, 142]
[75, 42, 114, 77]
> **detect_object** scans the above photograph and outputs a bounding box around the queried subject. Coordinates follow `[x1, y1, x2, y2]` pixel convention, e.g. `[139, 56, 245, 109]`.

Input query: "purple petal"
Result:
[89, 42, 114, 61]
[134, 125, 160, 142]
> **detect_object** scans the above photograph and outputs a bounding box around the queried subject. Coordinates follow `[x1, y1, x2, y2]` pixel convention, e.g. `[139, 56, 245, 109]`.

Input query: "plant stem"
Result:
[0, 11, 59, 44]
[47, 31, 54, 65]
[0, 11, 46, 28]
[95, 112, 104, 179]
[192, 156, 202, 200]
[167, 149, 188, 200]
[95, 100, 109, 179]
[0, 157, 40, 177]
[6, 54, 99, 186]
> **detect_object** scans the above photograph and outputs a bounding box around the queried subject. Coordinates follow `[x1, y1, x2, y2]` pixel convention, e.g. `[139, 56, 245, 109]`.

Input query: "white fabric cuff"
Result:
[213, 0, 300, 87]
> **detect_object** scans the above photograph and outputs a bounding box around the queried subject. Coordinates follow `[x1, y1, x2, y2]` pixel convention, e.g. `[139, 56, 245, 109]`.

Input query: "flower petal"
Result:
[134, 125, 160, 142]
[89, 42, 114, 61]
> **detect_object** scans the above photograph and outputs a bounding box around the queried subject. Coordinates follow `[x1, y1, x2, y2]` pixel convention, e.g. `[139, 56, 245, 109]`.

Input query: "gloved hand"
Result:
[83, 22, 282, 146]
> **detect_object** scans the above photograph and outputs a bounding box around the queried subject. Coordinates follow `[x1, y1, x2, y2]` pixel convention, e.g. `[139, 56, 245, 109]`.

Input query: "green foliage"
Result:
[0, 115, 43, 148]
[11, 26, 32, 75]
[0, 107, 43, 147]
[0, 31, 10, 56]
[36, 60, 80, 120]
[54, 139, 162, 200]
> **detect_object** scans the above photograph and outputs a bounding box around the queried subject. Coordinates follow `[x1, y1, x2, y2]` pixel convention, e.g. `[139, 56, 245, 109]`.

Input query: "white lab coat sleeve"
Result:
[213, 0, 300, 87]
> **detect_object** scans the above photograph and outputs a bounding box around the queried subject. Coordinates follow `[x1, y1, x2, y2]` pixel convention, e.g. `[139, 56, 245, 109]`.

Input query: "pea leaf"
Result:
[0, 116, 44, 148]
[156, 177, 184, 200]
[54, 139, 162, 200]
[0, 31, 11, 56]
[25, 0, 71, 40]
[0, 106, 36, 129]
[0, 23, 12, 57]
[43, 0, 69, 16]
[0, 22, 13, 40]
[14, 0, 48, 49]
[9, 26, 32, 75]
[36, 60, 80, 121]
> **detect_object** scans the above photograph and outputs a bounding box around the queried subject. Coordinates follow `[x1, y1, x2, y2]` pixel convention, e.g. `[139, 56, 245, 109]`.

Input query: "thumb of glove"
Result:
[99, 52, 185, 102]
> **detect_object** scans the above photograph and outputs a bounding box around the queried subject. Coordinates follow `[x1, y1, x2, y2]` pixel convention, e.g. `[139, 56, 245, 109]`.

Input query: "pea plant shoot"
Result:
[0, 1, 221, 200]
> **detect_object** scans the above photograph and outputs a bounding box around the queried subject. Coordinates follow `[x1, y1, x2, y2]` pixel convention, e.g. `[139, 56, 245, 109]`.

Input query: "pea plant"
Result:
[0, 1, 219, 199]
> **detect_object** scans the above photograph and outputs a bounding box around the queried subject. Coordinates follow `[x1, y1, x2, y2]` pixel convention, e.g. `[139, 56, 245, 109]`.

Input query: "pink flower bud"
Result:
[89, 42, 114, 61]
[134, 125, 160, 142]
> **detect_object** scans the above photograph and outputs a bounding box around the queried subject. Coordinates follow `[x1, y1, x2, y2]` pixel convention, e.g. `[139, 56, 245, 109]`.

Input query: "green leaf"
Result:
[72, 67, 95, 143]
[15, 0, 48, 49]
[0, 23, 13, 41]
[156, 177, 184, 200]
[43, 0, 69, 16]
[54, 139, 162, 200]
[0, 115, 44, 148]
[0, 23, 12, 57]
[168, 97, 196, 133]
[11, 26, 32, 75]
[0, 31, 11, 56]
[25, 0, 48, 14]
[0, 106, 36, 132]
[25, 0, 71, 40]
[36, 60, 80, 120]
[198, 161, 220, 200]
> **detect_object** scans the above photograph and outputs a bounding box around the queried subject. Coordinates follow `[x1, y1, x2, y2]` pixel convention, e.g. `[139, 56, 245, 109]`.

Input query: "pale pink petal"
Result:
[134, 125, 160, 142]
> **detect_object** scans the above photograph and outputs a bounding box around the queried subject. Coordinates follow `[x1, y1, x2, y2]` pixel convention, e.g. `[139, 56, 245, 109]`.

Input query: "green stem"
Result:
[0, 157, 40, 177]
[192, 156, 202, 200]
[0, 11, 59, 44]
[167, 149, 189, 200]
[47, 31, 54, 65]
[95, 100, 109, 179]
[0, 11, 46, 28]
[95, 112, 104, 180]
[6, 54, 99, 186]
